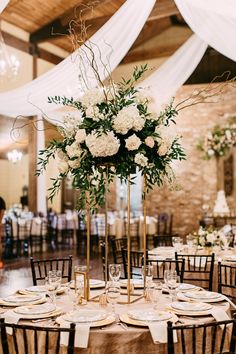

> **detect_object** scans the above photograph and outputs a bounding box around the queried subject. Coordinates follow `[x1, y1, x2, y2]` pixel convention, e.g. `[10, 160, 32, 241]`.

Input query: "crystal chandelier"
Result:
[0, 30, 20, 81]
[7, 149, 23, 163]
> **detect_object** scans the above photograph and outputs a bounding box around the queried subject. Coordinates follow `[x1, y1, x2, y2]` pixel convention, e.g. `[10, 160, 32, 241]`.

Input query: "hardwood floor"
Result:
[0, 245, 104, 297]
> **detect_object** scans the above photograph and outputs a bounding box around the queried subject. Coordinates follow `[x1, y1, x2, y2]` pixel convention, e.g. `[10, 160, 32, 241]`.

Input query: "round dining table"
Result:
[0, 283, 233, 354]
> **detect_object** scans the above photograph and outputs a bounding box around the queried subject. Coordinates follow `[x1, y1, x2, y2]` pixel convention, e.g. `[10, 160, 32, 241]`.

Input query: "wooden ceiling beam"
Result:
[29, 0, 180, 44]
[2, 31, 63, 65]
[121, 43, 182, 64]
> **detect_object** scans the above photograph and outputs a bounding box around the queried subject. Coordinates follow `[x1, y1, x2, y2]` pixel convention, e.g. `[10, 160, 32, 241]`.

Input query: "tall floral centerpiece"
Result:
[37, 66, 185, 212]
[37, 65, 185, 301]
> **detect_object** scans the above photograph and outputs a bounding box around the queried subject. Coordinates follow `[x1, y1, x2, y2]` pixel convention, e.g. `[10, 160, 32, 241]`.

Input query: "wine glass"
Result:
[109, 264, 121, 282]
[141, 264, 153, 288]
[186, 235, 194, 250]
[48, 270, 62, 303]
[106, 282, 120, 316]
[165, 272, 180, 302]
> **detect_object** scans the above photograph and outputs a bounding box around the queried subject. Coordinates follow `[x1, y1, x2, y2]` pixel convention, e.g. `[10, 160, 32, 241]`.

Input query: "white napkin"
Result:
[211, 308, 230, 329]
[4, 311, 21, 335]
[60, 322, 91, 348]
[148, 322, 177, 344]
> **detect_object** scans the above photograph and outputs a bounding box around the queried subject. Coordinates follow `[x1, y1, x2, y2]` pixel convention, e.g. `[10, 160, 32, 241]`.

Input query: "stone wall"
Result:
[145, 84, 236, 236]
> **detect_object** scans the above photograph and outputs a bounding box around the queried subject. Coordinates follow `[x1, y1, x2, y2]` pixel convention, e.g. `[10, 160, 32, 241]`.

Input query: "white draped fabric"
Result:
[0, 0, 9, 13]
[0, 0, 155, 117]
[174, 0, 236, 62]
[141, 34, 208, 107]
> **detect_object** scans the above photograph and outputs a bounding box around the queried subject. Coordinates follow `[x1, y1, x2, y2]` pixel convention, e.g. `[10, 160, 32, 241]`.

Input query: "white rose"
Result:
[57, 150, 68, 161]
[125, 134, 142, 151]
[134, 153, 148, 167]
[206, 233, 215, 244]
[66, 142, 82, 158]
[80, 88, 105, 107]
[158, 141, 170, 156]
[58, 160, 69, 174]
[68, 158, 80, 169]
[75, 129, 86, 143]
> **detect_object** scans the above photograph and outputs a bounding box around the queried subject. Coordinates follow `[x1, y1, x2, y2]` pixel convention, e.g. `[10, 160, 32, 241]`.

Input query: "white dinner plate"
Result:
[14, 303, 56, 315]
[171, 301, 212, 312]
[184, 291, 222, 301]
[178, 283, 199, 292]
[3, 295, 42, 303]
[127, 310, 172, 322]
[120, 279, 144, 288]
[63, 310, 107, 323]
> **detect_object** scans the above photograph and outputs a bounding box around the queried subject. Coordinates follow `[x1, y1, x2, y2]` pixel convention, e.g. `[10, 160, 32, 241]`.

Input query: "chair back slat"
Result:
[122, 249, 148, 279]
[175, 253, 215, 291]
[147, 259, 185, 282]
[218, 262, 236, 300]
[167, 317, 236, 354]
[30, 256, 73, 285]
[0, 320, 76, 354]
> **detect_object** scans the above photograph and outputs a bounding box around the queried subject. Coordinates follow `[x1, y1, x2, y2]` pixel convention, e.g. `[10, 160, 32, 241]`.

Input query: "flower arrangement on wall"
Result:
[37, 65, 185, 212]
[198, 117, 236, 159]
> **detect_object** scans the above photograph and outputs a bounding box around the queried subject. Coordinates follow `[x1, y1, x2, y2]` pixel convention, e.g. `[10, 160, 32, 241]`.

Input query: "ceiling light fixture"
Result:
[0, 30, 20, 81]
[7, 149, 22, 163]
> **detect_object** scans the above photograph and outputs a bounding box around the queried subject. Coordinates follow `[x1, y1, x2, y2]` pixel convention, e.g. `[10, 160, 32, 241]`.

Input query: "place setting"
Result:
[0, 293, 46, 307]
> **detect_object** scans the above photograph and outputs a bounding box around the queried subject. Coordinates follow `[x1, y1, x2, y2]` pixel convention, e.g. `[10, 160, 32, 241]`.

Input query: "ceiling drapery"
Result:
[174, 0, 236, 62]
[0, 0, 156, 117]
[0, 0, 8, 14]
[140, 34, 208, 108]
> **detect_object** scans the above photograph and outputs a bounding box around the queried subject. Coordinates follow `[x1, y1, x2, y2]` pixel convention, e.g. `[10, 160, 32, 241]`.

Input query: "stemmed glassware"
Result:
[172, 237, 183, 252]
[164, 270, 180, 301]
[45, 270, 62, 304]
[106, 281, 121, 317]
[109, 264, 121, 282]
[141, 264, 153, 288]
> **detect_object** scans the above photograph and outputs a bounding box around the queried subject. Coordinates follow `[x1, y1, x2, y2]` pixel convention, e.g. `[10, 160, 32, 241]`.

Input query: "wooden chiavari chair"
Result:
[147, 258, 185, 282]
[167, 317, 236, 354]
[30, 255, 73, 285]
[175, 252, 215, 291]
[218, 262, 236, 302]
[0, 318, 76, 354]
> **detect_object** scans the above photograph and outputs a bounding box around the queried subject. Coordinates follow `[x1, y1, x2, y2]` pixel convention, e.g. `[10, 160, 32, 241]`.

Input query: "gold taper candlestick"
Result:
[127, 175, 131, 303]
[143, 174, 147, 290]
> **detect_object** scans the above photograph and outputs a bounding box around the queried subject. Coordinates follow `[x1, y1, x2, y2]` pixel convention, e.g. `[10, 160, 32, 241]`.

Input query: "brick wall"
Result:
[145, 84, 236, 236]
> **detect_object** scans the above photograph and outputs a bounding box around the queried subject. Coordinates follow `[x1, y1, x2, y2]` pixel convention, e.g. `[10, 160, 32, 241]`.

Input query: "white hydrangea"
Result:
[85, 131, 120, 157]
[134, 153, 148, 167]
[58, 160, 69, 174]
[60, 113, 82, 138]
[80, 88, 105, 107]
[68, 158, 80, 169]
[207, 149, 215, 157]
[113, 106, 145, 135]
[75, 129, 86, 143]
[85, 106, 104, 121]
[66, 142, 82, 159]
[125, 134, 142, 151]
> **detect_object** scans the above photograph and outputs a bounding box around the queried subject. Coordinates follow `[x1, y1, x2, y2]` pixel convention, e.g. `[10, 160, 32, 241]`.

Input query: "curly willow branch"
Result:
[175, 71, 236, 112]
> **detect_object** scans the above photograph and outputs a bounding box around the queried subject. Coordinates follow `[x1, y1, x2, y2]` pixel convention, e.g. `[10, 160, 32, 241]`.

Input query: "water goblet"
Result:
[186, 235, 194, 250]
[109, 264, 121, 282]
[48, 270, 62, 303]
[106, 281, 121, 317]
[141, 264, 153, 288]
[45, 277, 54, 303]
[148, 285, 160, 310]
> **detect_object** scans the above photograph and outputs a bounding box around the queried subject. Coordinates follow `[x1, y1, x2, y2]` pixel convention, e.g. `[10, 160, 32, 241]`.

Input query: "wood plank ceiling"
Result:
[1, 0, 182, 56]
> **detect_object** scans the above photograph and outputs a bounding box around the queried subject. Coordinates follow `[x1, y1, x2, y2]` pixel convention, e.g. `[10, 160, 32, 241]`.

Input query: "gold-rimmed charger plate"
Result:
[56, 314, 115, 328]
[4, 309, 62, 320]
[18, 286, 66, 296]
[0, 297, 46, 307]
[120, 312, 176, 327]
